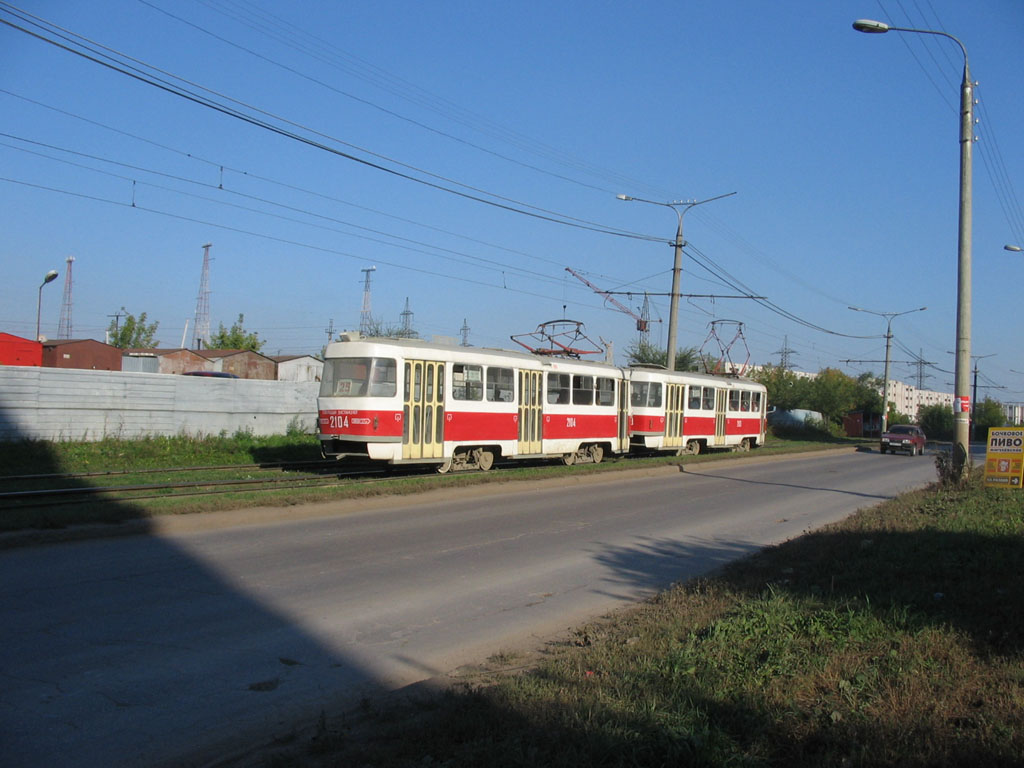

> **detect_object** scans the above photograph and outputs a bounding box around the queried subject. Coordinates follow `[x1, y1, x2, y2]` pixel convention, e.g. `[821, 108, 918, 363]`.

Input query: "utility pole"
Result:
[971, 354, 996, 441]
[848, 305, 927, 433]
[324, 318, 336, 346]
[617, 191, 736, 371]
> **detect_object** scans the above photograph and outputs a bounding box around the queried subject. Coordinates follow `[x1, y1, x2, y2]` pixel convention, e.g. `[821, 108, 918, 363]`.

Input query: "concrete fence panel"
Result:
[0, 367, 319, 441]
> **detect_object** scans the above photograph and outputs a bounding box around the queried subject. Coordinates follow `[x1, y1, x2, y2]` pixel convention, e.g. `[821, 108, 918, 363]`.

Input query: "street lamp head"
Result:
[616, 194, 633, 201]
[42, 270, 58, 286]
[1005, 244, 1023, 253]
[853, 19, 890, 33]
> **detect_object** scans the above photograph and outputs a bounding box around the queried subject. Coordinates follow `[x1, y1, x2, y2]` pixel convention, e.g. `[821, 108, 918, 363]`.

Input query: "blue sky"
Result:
[2, 1, 1022, 398]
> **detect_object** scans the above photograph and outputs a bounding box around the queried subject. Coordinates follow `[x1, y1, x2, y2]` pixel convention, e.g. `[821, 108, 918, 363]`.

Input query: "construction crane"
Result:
[565, 268, 653, 344]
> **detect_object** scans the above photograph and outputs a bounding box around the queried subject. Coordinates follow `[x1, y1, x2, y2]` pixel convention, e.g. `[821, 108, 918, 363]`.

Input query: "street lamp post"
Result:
[36, 269, 59, 342]
[616, 192, 735, 370]
[849, 305, 927, 434]
[853, 18, 974, 477]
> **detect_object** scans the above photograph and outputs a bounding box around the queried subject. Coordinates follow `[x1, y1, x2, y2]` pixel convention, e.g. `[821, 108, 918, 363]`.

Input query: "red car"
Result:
[880, 424, 926, 456]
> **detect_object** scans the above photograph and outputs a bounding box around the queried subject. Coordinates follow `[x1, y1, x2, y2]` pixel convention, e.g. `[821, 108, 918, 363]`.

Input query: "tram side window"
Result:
[452, 364, 483, 401]
[631, 382, 649, 407]
[596, 377, 615, 406]
[648, 382, 663, 408]
[572, 375, 594, 405]
[486, 367, 515, 402]
[740, 391, 751, 411]
[547, 372, 571, 404]
[752, 391, 762, 412]
[729, 390, 741, 411]
[688, 385, 702, 410]
[702, 387, 715, 410]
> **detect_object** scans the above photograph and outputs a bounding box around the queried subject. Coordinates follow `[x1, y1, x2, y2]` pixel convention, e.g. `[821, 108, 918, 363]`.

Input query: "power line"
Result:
[0, 3, 664, 243]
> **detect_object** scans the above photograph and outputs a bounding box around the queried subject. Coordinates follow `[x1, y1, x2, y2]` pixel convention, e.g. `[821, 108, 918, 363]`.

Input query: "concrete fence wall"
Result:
[0, 367, 320, 442]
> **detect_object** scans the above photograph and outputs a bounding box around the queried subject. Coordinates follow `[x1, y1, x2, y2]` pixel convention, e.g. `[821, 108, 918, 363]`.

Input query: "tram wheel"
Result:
[679, 440, 700, 456]
[588, 444, 604, 464]
[477, 450, 494, 471]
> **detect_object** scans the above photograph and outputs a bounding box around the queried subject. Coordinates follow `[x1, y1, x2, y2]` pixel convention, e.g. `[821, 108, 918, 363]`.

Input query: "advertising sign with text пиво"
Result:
[984, 428, 1024, 488]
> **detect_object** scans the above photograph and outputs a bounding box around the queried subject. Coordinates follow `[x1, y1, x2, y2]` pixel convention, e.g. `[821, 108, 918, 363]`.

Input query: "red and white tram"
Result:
[317, 335, 766, 471]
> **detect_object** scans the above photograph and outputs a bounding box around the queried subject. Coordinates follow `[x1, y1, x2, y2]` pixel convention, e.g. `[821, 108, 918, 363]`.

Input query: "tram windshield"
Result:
[320, 357, 397, 398]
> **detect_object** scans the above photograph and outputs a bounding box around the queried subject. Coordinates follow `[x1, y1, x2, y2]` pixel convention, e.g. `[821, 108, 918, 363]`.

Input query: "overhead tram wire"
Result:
[0, 88, 571, 269]
[0, 4, 663, 244]
[877, 0, 1024, 245]
[682, 242, 879, 340]
[0, 134, 577, 289]
[0, 173, 610, 318]
[181, 0, 674, 199]
[137, 0, 626, 197]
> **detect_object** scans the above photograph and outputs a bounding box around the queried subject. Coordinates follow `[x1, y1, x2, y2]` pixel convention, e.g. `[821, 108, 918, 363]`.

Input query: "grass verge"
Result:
[0, 433, 863, 532]
[269, 474, 1024, 768]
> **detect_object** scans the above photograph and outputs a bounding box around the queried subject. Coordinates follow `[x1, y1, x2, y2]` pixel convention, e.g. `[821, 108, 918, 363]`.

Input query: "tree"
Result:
[919, 403, 953, 442]
[107, 310, 159, 349]
[625, 340, 703, 372]
[851, 372, 883, 417]
[749, 365, 811, 412]
[806, 368, 860, 425]
[208, 314, 264, 352]
[362, 320, 419, 340]
[973, 397, 1005, 435]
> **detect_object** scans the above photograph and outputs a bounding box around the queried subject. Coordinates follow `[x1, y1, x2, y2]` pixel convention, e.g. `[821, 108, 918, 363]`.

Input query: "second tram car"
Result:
[318, 335, 765, 471]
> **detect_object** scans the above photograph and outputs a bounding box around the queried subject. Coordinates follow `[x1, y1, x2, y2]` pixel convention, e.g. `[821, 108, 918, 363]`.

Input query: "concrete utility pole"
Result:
[853, 18, 973, 476]
[617, 192, 735, 370]
[849, 305, 927, 434]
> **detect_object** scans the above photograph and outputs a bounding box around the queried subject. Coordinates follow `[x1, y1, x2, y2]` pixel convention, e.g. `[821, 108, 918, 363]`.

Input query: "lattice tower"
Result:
[400, 297, 414, 335]
[191, 243, 212, 349]
[359, 267, 376, 334]
[57, 255, 75, 339]
[460, 319, 471, 347]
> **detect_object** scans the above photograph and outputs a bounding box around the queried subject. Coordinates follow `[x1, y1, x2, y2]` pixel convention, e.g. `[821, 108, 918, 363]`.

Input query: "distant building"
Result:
[42, 339, 122, 371]
[194, 349, 276, 380]
[0, 332, 42, 367]
[271, 355, 323, 382]
[122, 348, 210, 375]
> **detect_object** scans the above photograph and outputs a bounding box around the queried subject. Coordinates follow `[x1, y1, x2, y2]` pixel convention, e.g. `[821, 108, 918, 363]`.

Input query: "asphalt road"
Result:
[0, 448, 937, 767]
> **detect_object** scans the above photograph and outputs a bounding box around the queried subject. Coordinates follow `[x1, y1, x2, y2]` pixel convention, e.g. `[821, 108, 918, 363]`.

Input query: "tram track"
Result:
[0, 459, 428, 510]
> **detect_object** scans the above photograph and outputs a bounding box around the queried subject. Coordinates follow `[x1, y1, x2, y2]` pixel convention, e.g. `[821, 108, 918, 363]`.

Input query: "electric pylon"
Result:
[359, 267, 376, 334]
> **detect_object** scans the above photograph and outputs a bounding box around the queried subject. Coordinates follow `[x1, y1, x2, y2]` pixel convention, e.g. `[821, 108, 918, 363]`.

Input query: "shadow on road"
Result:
[0, 409, 382, 767]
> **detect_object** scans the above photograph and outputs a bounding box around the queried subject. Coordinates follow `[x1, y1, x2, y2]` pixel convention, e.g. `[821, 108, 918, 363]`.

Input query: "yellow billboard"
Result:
[984, 428, 1024, 488]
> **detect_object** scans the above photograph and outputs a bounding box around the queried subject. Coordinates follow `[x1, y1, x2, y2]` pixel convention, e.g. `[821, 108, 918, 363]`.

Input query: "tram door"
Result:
[518, 369, 542, 454]
[714, 388, 727, 447]
[664, 383, 685, 449]
[403, 360, 445, 460]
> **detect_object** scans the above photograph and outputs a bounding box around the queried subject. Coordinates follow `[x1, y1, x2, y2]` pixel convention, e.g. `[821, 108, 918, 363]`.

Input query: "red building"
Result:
[194, 349, 276, 380]
[0, 332, 43, 366]
[42, 339, 122, 371]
